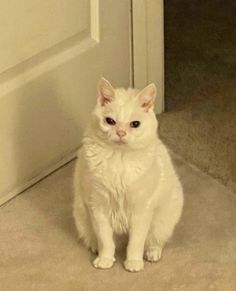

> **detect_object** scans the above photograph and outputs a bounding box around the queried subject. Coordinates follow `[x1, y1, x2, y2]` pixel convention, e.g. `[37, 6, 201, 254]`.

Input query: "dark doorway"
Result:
[159, 0, 236, 192]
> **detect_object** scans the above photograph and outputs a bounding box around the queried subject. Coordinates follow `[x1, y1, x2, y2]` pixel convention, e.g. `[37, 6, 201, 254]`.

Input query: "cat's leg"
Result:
[144, 222, 164, 263]
[124, 212, 152, 272]
[90, 210, 116, 269]
[144, 188, 183, 262]
[73, 195, 98, 253]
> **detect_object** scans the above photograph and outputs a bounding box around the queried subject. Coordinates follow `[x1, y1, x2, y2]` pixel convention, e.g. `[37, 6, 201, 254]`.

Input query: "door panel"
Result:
[0, 0, 90, 73]
[0, 0, 130, 204]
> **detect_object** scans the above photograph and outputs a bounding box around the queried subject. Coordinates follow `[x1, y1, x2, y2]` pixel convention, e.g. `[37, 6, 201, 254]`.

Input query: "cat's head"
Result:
[92, 78, 158, 149]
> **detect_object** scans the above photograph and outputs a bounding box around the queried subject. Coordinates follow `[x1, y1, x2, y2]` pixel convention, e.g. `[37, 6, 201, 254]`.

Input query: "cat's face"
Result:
[93, 78, 158, 150]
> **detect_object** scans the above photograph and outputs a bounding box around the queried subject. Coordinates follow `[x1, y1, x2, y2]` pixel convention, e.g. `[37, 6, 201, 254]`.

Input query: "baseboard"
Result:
[0, 150, 78, 207]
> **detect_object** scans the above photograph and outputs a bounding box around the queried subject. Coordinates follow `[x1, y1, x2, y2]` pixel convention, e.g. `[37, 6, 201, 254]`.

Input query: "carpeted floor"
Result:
[1, 156, 236, 291]
[159, 0, 236, 193]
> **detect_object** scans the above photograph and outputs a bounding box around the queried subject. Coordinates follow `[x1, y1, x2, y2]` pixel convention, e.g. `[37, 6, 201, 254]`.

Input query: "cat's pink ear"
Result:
[98, 78, 115, 106]
[137, 83, 156, 111]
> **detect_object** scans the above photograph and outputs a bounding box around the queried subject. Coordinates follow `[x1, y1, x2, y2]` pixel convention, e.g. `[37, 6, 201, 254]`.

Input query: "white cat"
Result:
[73, 78, 183, 272]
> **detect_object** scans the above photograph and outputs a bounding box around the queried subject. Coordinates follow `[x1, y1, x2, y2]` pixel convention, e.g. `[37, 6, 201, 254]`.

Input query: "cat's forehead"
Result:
[106, 88, 142, 121]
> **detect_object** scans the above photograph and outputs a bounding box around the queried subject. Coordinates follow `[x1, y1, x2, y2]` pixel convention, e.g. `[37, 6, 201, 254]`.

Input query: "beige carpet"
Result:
[160, 0, 236, 193]
[1, 156, 236, 291]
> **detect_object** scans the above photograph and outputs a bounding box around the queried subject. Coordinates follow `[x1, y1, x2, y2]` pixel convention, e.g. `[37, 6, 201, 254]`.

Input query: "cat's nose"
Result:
[116, 130, 126, 138]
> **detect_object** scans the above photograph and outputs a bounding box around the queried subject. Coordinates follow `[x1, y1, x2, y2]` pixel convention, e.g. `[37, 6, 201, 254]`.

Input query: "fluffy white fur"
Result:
[73, 78, 184, 272]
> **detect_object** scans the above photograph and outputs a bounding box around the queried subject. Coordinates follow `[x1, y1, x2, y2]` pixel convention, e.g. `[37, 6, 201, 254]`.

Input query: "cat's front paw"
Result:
[144, 246, 162, 262]
[124, 259, 144, 272]
[93, 256, 115, 269]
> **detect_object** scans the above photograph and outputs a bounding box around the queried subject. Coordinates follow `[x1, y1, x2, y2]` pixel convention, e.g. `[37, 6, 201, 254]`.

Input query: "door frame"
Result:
[132, 0, 164, 114]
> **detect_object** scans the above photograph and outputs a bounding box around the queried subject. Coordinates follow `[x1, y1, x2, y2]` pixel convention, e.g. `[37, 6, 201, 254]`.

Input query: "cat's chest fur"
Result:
[83, 142, 159, 234]
[85, 144, 152, 195]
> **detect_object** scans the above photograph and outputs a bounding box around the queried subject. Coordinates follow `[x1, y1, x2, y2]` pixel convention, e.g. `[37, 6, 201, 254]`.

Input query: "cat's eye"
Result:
[105, 117, 116, 125]
[130, 121, 141, 128]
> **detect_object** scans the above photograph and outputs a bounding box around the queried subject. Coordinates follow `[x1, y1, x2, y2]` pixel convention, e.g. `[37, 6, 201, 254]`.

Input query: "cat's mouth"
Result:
[114, 139, 127, 145]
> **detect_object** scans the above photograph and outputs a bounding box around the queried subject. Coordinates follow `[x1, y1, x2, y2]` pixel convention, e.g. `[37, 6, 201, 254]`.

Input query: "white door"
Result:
[0, 0, 131, 204]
